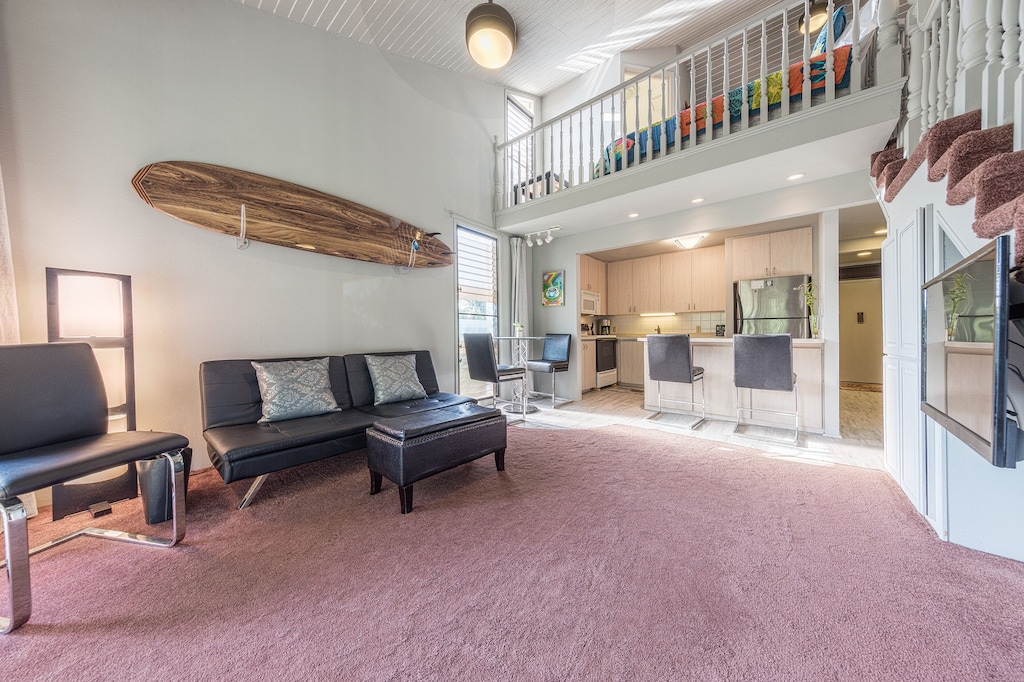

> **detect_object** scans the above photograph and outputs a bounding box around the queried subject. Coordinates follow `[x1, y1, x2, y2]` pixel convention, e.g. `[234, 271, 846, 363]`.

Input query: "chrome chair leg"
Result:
[238, 473, 270, 510]
[0, 450, 186, 633]
[0, 500, 31, 633]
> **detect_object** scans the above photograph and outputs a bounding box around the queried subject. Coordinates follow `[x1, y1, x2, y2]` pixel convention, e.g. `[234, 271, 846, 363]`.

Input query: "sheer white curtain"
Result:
[0, 162, 37, 516]
[509, 237, 533, 392]
[0, 163, 18, 345]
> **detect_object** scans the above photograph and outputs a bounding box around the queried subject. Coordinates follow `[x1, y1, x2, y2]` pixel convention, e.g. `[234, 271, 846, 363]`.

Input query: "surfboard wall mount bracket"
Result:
[236, 204, 250, 250]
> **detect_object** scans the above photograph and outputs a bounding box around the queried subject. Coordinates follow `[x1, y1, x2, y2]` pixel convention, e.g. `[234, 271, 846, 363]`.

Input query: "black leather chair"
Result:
[526, 333, 571, 408]
[646, 334, 705, 428]
[733, 333, 799, 442]
[463, 333, 527, 418]
[0, 343, 188, 633]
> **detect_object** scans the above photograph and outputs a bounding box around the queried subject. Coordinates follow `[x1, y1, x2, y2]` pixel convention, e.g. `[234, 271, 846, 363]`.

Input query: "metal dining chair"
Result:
[526, 333, 571, 408]
[733, 333, 799, 442]
[463, 333, 527, 417]
[646, 334, 705, 428]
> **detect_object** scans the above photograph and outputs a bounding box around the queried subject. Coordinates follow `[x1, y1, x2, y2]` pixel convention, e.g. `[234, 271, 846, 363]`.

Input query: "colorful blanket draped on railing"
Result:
[595, 44, 853, 176]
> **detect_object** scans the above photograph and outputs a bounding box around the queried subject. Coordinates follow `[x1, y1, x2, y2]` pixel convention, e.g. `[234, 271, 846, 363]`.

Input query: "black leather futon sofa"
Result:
[200, 350, 474, 508]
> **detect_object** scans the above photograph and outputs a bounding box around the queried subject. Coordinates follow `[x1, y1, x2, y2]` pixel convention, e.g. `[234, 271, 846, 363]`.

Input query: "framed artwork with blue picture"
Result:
[542, 271, 564, 307]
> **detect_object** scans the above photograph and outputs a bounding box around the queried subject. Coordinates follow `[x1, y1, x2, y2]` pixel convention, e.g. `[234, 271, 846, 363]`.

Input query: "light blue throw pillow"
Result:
[251, 357, 340, 423]
[364, 354, 428, 406]
[812, 6, 847, 56]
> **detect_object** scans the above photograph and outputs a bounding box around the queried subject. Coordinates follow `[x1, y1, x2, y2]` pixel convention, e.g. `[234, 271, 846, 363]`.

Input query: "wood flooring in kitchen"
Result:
[513, 385, 884, 471]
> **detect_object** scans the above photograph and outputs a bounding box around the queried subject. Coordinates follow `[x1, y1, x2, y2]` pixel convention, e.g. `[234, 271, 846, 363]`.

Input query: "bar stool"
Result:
[646, 334, 705, 429]
[526, 333, 571, 408]
[463, 333, 527, 418]
[732, 333, 798, 443]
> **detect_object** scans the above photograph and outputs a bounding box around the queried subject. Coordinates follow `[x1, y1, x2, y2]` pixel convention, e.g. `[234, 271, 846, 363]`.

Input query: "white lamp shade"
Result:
[466, 3, 516, 69]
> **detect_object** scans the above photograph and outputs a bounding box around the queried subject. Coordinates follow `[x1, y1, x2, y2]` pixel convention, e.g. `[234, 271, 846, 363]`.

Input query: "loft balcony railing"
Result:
[495, 0, 904, 212]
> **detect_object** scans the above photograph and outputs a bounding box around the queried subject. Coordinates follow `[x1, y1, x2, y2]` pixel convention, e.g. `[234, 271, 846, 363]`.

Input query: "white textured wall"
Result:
[0, 0, 503, 468]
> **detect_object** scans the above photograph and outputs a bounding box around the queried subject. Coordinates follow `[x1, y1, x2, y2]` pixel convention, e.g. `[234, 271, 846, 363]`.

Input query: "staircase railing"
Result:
[495, 0, 903, 212]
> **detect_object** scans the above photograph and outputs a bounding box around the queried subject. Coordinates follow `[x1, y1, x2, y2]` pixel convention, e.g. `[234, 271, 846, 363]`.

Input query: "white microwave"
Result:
[581, 290, 601, 315]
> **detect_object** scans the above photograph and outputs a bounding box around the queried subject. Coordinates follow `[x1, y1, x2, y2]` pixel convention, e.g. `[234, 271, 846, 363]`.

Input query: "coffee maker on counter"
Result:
[598, 319, 612, 335]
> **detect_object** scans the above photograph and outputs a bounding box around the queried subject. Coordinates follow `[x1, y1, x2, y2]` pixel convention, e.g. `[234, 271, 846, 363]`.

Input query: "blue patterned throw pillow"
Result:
[251, 357, 340, 423]
[364, 354, 428, 406]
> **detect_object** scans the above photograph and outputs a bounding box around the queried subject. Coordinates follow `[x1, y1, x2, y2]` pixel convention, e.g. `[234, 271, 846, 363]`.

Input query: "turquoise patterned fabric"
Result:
[251, 357, 340, 423]
[812, 6, 847, 56]
[365, 354, 427, 406]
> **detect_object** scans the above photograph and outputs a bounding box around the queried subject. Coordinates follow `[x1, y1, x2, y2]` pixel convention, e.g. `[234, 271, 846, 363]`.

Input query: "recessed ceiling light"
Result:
[857, 251, 872, 257]
[874, 228, 888, 235]
[786, 172, 806, 181]
[628, 212, 640, 218]
[690, 197, 705, 204]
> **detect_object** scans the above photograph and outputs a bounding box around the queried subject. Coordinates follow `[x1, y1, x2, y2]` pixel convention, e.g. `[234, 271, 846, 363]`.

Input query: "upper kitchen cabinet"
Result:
[731, 227, 812, 280]
[579, 254, 607, 300]
[661, 245, 727, 313]
[607, 256, 662, 314]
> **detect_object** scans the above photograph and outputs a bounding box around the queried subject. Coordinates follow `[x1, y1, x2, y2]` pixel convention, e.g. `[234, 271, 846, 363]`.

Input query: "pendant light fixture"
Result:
[798, 0, 829, 34]
[466, 1, 517, 69]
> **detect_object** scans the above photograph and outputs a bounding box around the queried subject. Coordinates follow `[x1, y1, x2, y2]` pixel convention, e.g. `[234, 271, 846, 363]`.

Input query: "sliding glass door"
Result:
[456, 226, 498, 399]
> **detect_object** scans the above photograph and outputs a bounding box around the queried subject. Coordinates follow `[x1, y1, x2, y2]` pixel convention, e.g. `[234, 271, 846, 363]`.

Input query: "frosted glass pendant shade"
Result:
[466, 2, 516, 69]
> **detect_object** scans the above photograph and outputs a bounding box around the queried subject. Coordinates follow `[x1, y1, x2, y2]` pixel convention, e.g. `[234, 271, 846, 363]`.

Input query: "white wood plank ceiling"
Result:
[231, 0, 785, 95]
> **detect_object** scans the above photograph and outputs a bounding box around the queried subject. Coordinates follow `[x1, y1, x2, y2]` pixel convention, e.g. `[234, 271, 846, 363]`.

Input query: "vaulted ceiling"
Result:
[231, 0, 783, 95]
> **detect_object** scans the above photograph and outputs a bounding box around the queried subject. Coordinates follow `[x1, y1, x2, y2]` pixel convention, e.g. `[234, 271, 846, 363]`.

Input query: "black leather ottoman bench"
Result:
[366, 403, 507, 513]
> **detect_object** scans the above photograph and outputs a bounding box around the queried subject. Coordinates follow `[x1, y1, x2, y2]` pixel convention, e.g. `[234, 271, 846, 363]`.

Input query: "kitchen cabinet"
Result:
[579, 254, 607, 300]
[617, 339, 646, 385]
[580, 339, 597, 391]
[606, 256, 662, 314]
[660, 245, 726, 312]
[731, 226, 812, 280]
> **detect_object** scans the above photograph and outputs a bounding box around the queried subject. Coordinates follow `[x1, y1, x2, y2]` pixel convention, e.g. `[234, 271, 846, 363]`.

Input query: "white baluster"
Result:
[660, 68, 668, 155]
[743, 29, 752, 128]
[850, 0, 862, 94]
[646, 74, 653, 162]
[906, 13, 925, 150]
[692, 56, 700, 144]
[558, 119, 564, 190]
[588, 104, 595, 181]
[760, 20, 769, 115]
[706, 48, 714, 138]
[722, 37, 731, 137]
[928, 16, 941, 127]
[567, 115, 573, 189]
[945, 0, 960, 118]
[802, 1, 811, 110]
[982, 0, 1005, 127]
[496, 138, 504, 210]
[957, 0, 989, 112]
[782, 11, 791, 116]
[925, 23, 933, 134]
[634, 78, 640, 163]
[609, 95, 616, 176]
[825, 0, 836, 101]
[936, 0, 948, 117]
[999, 0, 1021, 125]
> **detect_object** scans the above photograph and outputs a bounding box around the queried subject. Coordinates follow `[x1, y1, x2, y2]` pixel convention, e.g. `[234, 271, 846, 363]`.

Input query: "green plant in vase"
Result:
[794, 281, 819, 337]
[945, 272, 972, 341]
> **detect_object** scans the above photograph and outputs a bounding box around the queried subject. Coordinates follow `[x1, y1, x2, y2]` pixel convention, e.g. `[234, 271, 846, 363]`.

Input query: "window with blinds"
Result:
[457, 226, 499, 398]
[506, 94, 534, 191]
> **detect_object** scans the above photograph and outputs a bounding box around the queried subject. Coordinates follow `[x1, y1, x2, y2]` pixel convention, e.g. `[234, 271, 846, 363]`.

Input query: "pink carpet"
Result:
[4, 425, 1023, 680]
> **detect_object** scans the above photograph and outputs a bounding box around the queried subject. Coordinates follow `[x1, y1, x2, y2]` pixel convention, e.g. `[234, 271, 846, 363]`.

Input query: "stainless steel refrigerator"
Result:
[734, 275, 811, 337]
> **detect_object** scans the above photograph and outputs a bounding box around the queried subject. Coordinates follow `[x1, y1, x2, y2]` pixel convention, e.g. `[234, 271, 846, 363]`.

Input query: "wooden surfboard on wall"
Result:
[131, 161, 453, 268]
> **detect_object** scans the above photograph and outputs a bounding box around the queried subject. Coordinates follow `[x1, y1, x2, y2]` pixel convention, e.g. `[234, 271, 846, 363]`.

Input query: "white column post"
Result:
[937, 1, 949, 117]
[876, 0, 903, 83]
[981, 0, 1005, 127]
[928, 15, 941, 128]
[819, 209, 840, 438]
[906, 13, 926, 150]
[1017, 0, 1024, 149]
[998, 0, 1021, 125]
[957, 0, 989, 112]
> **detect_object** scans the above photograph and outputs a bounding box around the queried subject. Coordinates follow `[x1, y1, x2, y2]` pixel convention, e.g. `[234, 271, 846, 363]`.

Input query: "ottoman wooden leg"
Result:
[398, 485, 414, 514]
[494, 448, 506, 471]
[370, 471, 382, 495]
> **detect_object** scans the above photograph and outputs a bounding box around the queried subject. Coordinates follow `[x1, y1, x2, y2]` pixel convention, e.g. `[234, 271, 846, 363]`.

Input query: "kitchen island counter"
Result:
[641, 335, 824, 432]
